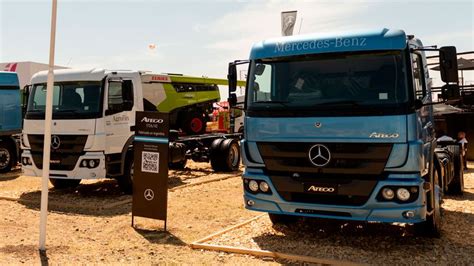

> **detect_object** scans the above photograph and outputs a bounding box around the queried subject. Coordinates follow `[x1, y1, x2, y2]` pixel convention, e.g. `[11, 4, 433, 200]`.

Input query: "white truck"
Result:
[21, 69, 241, 193]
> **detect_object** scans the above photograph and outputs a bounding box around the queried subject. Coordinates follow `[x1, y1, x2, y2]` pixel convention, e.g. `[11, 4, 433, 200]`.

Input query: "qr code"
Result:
[141, 151, 159, 173]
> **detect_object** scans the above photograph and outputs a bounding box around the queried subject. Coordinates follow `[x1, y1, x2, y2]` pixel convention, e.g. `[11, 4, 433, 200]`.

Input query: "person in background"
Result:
[457, 131, 468, 169]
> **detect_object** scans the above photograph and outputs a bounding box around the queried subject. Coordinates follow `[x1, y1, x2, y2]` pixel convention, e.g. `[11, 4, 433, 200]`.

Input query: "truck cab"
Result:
[0, 71, 22, 172]
[228, 28, 462, 236]
[22, 69, 141, 189]
[21, 69, 236, 192]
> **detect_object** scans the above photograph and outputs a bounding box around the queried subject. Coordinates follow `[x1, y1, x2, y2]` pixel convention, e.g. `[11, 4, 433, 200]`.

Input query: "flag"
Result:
[281, 11, 297, 36]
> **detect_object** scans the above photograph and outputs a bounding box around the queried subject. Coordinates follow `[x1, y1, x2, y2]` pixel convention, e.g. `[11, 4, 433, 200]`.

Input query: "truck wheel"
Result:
[182, 112, 206, 135]
[268, 213, 298, 225]
[0, 141, 15, 173]
[117, 158, 133, 194]
[448, 146, 464, 195]
[169, 159, 187, 170]
[49, 178, 81, 189]
[414, 170, 442, 237]
[210, 138, 240, 172]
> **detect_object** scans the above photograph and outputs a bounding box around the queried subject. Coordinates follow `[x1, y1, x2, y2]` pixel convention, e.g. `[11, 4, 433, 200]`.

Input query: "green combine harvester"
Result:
[141, 73, 229, 135]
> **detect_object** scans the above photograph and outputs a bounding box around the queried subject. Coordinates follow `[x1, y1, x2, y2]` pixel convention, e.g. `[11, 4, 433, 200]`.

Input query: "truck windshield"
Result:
[247, 51, 410, 116]
[26, 81, 103, 119]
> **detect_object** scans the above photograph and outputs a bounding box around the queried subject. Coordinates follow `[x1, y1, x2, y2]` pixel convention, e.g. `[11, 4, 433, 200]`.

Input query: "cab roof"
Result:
[249, 28, 407, 60]
[0, 71, 19, 86]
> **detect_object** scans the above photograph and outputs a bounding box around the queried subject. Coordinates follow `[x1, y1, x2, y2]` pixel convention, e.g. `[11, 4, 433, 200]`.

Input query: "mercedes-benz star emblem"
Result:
[144, 189, 155, 201]
[315, 122, 322, 128]
[308, 144, 331, 167]
[51, 135, 61, 150]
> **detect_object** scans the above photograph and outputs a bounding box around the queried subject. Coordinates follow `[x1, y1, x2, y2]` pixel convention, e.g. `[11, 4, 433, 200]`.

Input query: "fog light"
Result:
[396, 188, 411, 201]
[259, 181, 270, 193]
[403, 211, 415, 218]
[382, 188, 395, 200]
[248, 180, 259, 192]
[247, 200, 255, 206]
[88, 159, 96, 168]
[81, 160, 88, 167]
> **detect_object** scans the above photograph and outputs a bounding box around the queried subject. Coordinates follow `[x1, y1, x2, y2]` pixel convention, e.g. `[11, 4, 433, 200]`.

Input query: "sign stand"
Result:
[131, 111, 170, 230]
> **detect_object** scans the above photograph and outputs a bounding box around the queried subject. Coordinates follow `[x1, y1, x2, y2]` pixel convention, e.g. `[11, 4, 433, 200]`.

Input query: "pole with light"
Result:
[39, 0, 58, 251]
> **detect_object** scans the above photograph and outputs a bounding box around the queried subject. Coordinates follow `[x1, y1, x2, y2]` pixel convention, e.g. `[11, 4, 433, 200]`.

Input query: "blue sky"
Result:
[1, 0, 473, 88]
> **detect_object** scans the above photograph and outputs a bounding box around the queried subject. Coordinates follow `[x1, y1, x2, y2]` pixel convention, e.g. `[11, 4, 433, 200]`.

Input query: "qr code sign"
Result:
[141, 151, 160, 173]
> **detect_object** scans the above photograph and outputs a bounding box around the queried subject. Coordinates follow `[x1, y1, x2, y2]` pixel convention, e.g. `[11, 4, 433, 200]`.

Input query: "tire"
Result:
[210, 138, 240, 172]
[0, 141, 15, 173]
[49, 178, 81, 189]
[447, 145, 464, 195]
[210, 138, 224, 171]
[182, 112, 206, 135]
[414, 170, 442, 237]
[268, 213, 298, 225]
[117, 157, 133, 194]
[169, 159, 187, 170]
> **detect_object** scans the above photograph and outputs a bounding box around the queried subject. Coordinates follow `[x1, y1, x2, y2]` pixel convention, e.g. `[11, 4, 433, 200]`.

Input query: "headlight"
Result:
[248, 180, 259, 192]
[381, 188, 395, 200]
[259, 181, 270, 193]
[396, 188, 411, 201]
[82, 160, 88, 167]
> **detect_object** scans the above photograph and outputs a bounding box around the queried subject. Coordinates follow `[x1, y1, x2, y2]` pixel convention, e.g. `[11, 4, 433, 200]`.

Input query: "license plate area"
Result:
[303, 183, 338, 194]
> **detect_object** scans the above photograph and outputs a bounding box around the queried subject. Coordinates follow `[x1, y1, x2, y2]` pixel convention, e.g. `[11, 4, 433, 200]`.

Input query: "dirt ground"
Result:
[1, 162, 473, 264]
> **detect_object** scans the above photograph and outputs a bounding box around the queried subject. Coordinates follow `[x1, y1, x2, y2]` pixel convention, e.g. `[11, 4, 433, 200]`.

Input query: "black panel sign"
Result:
[132, 111, 169, 229]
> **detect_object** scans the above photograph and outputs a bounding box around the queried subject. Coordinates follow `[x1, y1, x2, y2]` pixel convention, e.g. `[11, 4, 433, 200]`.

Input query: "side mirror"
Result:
[22, 85, 30, 115]
[255, 64, 266, 76]
[227, 63, 237, 94]
[228, 93, 237, 107]
[441, 84, 460, 100]
[439, 46, 459, 83]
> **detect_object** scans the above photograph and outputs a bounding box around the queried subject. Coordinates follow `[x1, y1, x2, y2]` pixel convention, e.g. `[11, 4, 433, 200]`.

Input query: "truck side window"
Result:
[412, 54, 425, 100]
[253, 64, 272, 101]
[107, 80, 134, 114]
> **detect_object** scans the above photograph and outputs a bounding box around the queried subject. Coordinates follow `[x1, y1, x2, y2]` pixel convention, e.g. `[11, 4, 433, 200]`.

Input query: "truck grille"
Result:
[28, 134, 87, 171]
[257, 142, 392, 177]
[257, 142, 392, 206]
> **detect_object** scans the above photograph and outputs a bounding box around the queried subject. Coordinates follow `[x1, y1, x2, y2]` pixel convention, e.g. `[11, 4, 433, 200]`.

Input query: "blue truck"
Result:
[227, 28, 464, 236]
[0, 71, 22, 173]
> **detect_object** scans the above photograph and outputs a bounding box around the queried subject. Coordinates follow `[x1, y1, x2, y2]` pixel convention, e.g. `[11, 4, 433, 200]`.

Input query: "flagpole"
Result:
[39, 0, 58, 251]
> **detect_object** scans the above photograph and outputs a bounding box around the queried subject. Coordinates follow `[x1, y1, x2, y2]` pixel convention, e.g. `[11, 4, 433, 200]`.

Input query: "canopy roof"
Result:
[431, 57, 474, 71]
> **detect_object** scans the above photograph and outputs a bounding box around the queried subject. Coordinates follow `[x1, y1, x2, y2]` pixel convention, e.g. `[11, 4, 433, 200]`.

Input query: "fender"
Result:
[119, 135, 135, 175]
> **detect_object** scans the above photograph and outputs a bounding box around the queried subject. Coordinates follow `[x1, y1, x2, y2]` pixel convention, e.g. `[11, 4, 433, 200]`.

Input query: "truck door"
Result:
[412, 52, 434, 174]
[104, 78, 135, 155]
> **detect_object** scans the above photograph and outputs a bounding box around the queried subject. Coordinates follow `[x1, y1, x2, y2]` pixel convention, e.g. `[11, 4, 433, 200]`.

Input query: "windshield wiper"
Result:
[315, 100, 360, 107]
[254, 100, 290, 107]
[55, 109, 79, 113]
